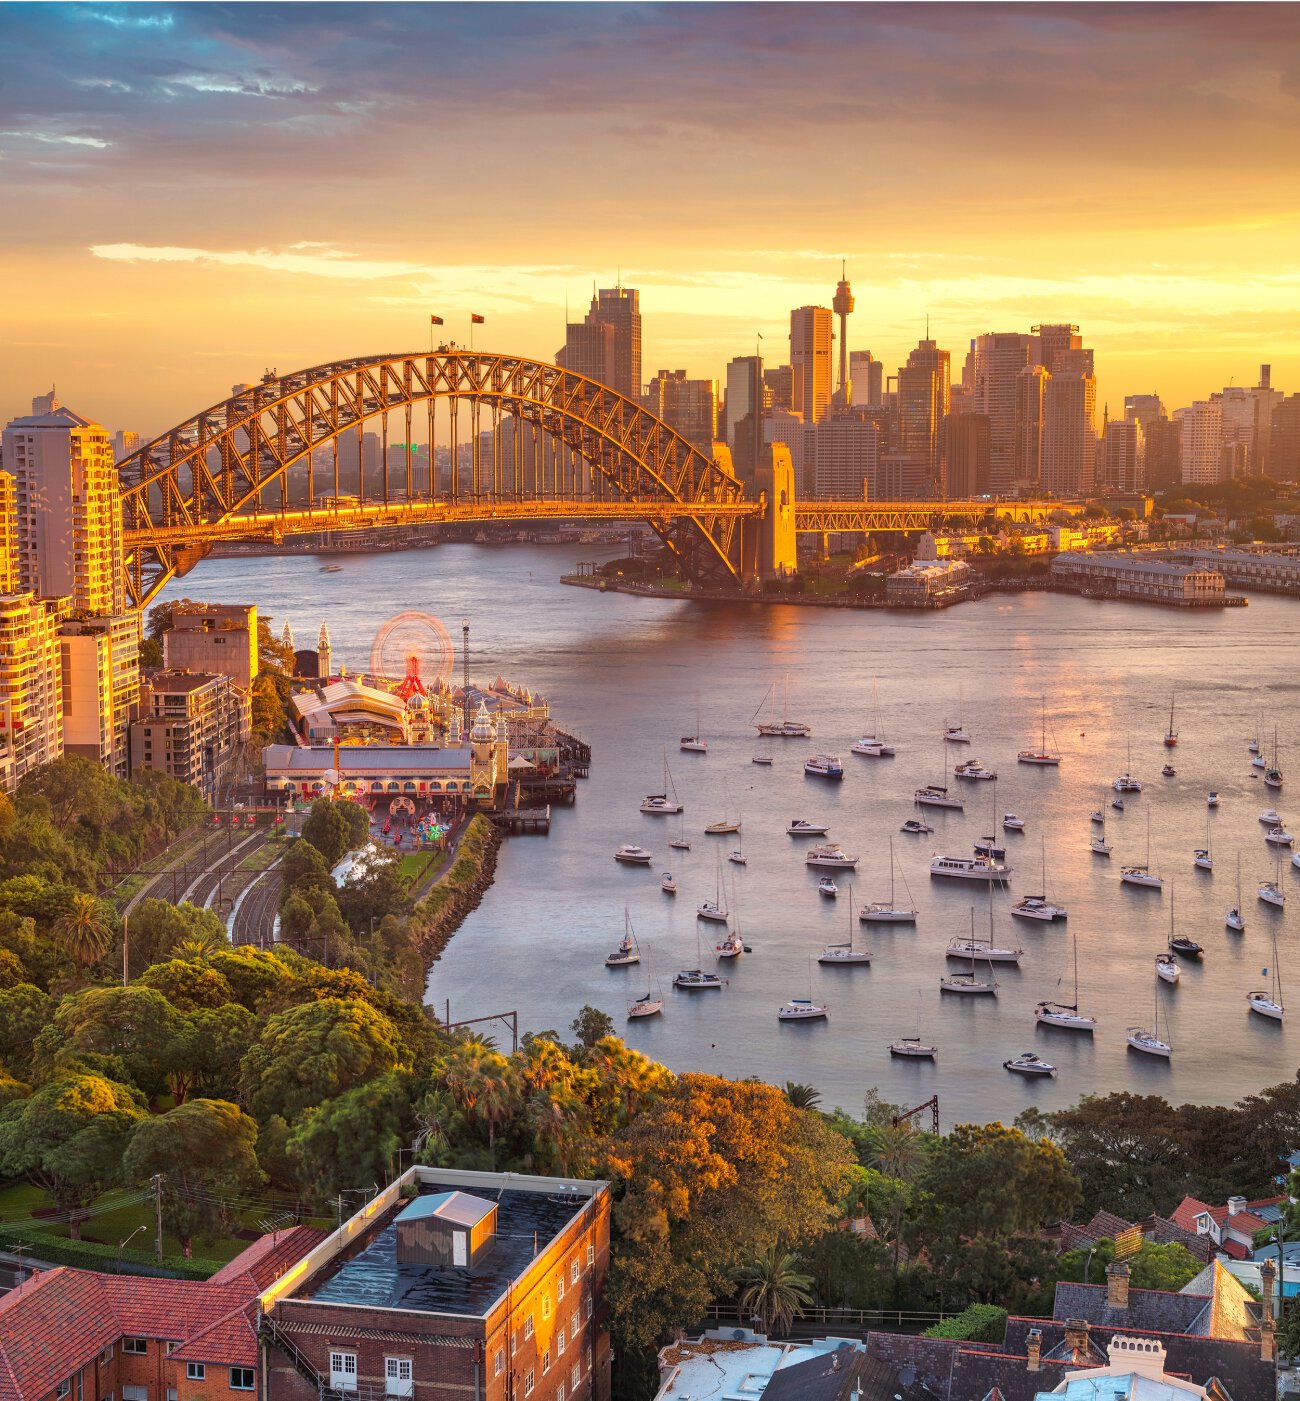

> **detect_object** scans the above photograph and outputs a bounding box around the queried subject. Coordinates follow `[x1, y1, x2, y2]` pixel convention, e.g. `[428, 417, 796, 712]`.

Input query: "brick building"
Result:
[260, 1167, 611, 1401]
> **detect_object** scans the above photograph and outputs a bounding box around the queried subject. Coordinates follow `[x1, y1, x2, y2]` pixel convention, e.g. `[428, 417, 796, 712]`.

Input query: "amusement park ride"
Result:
[114, 350, 1079, 608]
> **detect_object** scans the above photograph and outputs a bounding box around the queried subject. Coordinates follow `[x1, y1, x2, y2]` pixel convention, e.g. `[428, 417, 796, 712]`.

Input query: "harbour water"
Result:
[164, 543, 1299, 1125]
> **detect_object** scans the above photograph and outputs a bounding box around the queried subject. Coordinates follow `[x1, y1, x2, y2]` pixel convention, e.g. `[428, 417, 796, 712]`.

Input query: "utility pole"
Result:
[122, 911, 129, 988]
[461, 619, 470, 735]
[151, 1173, 164, 1262]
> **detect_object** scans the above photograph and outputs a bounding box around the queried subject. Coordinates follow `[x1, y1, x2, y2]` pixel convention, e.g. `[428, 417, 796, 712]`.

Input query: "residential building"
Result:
[790, 306, 833, 425]
[164, 601, 260, 691]
[0, 590, 65, 793]
[0, 1226, 324, 1401]
[1041, 351, 1097, 495]
[656, 1333, 888, 1401]
[1270, 393, 1300, 476]
[849, 350, 883, 407]
[2, 394, 125, 615]
[59, 613, 141, 778]
[725, 355, 763, 449]
[260, 1166, 612, 1401]
[129, 670, 250, 803]
[1052, 553, 1230, 605]
[1170, 1193, 1287, 1262]
[897, 339, 951, 492]
[643, 370, 718, 452]
[965, 332, 1037, 492]
[557, 286, 640, 400]
[112, 428, 141, 461]
[1178, 401, 1225, 485]
[1099, 418, 1146, 492]
[1013, 365, 1049, 489]
[1032, 1334, 1236, 1401]
[813, 415, 879, 498]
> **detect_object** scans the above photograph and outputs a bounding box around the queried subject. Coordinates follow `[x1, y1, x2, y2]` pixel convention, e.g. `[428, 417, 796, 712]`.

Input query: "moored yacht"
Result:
[673, 967, 723, 989]
[900, 818, 934, 835]
[818, 877, 838, 897]
[861, 839, 917, 923]
[614, 844, 653, 865]
[1259, 809, 1284, 825]
[1120, 865, 1163, 889]
[777, 997, 828, 1021]
[889, 1036, 937, 1058]
[915, 785, 964, 810]
[1259, 880, 1286, 908]
[974, 837, 1007, 858]
[627, 992, 663, 1019]
[1003, 813, 1026, 831]
[787, 818, 831, 836]
[1128, 1025, 1172, 1057]
[806, 844, 859, 869]
[1018, 698, 1062, 766]
[1155, 953, 1180, 984]
[943, 724, 971, 744]
[1036, 1002, 1096, 1031]
[696, 899, 729, 923]
[946, 937, 1022, 963]
[679, 735, 708, 753]
[821, 886, 872, 963]
[1004, 1050, 1056, 1077]
[930, 854, 1011, 882]
[1012, 895, 1067, 921]
[1207, 792, 1220, 807]
[639, 794, 682, 815]
[605, 911, 641, 966]
[804, 753, 844, 780]
[1113, 773, 1143, 792]
[661, 872, 677, 894]
[851, 736, 895, 757]
[955, 759, 997, 780]
[1265, 826, 1294, 846]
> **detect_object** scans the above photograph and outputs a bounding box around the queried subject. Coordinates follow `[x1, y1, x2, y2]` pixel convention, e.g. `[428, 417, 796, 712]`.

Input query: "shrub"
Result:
[922, 1303, 1008, 1343]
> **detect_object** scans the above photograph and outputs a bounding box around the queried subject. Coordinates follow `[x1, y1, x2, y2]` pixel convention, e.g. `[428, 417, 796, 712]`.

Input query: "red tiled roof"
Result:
[1172, 1196, 1215, 1233]
[0, 1270, 120, 1401]
[1220, 1238, 1252, 1261]
[208, 1225, 324, 1292]
[1171, 1195, 1285, 1238]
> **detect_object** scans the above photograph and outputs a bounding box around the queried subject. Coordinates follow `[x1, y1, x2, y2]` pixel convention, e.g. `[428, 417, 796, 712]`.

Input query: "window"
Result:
[511, 1332, 518, 1357]
[167, 1392, 177, 1401]
[186, 1366, 205, 1383]
[122, 1339, 147, 1356]
[586, 1245, 594, 1267]
[585, 1296, 593, 1320]
[524, 1316, 534, 1340]
[556, 1386, 566, 1401]
[329, 1353, 357, 1393]
[524, 1372, 535, 1398]
[557, 1324, 566, 1353]
[99, 1347, 114, 1364]
[56, 1389, 71, 1401]
[557, 1276, 564, 1302]
[494, 1349, 505, 1377]
[229, 1370, 255, 1392]
[542, 1293, 552, 1321]
[384, 1357, 413, 1398]
[123, 1390, 147, 1401]
[571, 1259, 580, 1286]
[571, 1364, 582, 1391]
[542, 1350, 551, 1376]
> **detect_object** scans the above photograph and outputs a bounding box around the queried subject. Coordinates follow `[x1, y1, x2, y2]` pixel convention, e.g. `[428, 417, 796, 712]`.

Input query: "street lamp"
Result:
[116, 1223, 147, 1273]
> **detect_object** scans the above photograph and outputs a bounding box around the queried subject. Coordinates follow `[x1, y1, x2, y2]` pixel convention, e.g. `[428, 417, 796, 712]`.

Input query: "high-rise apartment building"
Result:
[1012, 365, 1049, 489]
[164, 601, 260, 692]
[1143, 418, 1183, 491]
[790, 306, 833, 425]
[1099, 418, 1146, 492]
[1178, 401, 1224, 485]
[965, 333, 1037, 492]
[1040, 350, 1097, 496]
[112, 429, 141, 462]
[129, 670, 251, 804]
[1271, 394, 1300, 477]
[848, 351, 883, 407]
[59, 614, 140, 778]
[3, 395, 125, 614]
[896, 339, 951, 494]
[557, 286, 641, 400]
[643, 371, 718, 453]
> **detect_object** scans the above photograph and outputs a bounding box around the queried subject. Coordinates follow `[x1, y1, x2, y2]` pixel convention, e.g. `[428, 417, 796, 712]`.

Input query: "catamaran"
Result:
[1113, 738, 1143, 792]
[851, 681, 896, 757]
[861, 837, 918, 923]
[754, 676, 811, 738]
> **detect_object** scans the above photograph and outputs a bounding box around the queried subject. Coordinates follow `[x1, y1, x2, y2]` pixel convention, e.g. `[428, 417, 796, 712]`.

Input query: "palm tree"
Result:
[784, 1082, 822, 1112]
[54, 894, 112, 970]
[734, 1245, 815, 1335]
[866, 1121, 922, 1181]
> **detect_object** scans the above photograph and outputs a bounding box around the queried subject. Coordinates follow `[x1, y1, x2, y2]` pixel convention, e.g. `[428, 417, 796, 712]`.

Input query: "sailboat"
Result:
[851, 681, 896, 757]
[1164, 690, 1178, 747]
[669, 811, 691, 851]
[715, 875, 745, 958]
[1248, 927, 1285, 1021]
[1226, 854, 1245, 931]
[890, 991, 938, 1057]
[1166, 885, 1203, 958]
[915, 741, 965, 809]
[1035, 923, 1096, 1031]
[1121, 809, 1163, 889]
[639, 750, 683, 814]
[1259, 853, 1287, 908]
[680, 704, 708, 753]
[1155, 952, 1180, 984]
[1265, 727, 1283, 789]
[604, 909, 641, 967]
[860, 837, 917, 923]
[1193, 811, 1213, 870]
[1128, 980, 1172, 1057]
[939, 906, 999, 994]
[627, 944, 664, 1019]
[820, 882, 872, 964]
[778, 956, 829, 1019]
[1090, 812, 1112, 856]
[696, 854, 730, 923]
[1013, 836, 1067, 920]
[755, 675, 811, 738]
[1018, 696, 1062, 766]
[943, 687, 971, 744]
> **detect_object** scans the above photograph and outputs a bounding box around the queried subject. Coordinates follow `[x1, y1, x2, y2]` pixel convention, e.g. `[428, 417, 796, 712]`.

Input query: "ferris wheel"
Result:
[370, 611, 455, 700]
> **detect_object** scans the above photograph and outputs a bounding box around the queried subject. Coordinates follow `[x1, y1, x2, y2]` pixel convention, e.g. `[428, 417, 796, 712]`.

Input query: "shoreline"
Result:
[409, 815, 503, 970]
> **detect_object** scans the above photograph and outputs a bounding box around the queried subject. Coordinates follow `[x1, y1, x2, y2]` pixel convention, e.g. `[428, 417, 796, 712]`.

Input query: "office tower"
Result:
[725, 356, 763, 449]
[3, 394, 125, 614]
[897, 339, 951, 492]
[113, 429, 141, 462]
[764, 410, 816, 498]
[832, 265, 854, 406]
[1178, 401, 1224, 485]
[1143, 417, 1183, 491]
[814, 415, 878, 498]
[558, 286, 640, 399]
[643, 370, 718, 452]
[790, 306, 833, 424]
[1041, 349, 1098, 495]
[1100, 418, 1146, 491]
[1012, 365, 1049, 489]
[945, 414, 991, 497]
[763, 364, 793, 412]
[1034, 323, 1082, 373]
[1124, 394, 1166, 431]
[1271, 394, 1300, 477]
[848, 351, 883, 407]
[965, 333, 1037, 492]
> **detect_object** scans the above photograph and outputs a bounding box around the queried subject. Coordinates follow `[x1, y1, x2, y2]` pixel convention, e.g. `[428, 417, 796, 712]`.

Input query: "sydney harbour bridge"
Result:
[117, 350, 1072, 608]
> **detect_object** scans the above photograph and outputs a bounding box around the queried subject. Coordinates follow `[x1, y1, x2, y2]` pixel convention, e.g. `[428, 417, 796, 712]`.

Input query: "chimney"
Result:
[1064, 1318, 1090, 1360]
[1026, 1328, 1043, 1372]
[1228, 1196, 1248, 1218]
[1107, 1261, 1131, 1311]
[1261, 1257, 1278, 1323]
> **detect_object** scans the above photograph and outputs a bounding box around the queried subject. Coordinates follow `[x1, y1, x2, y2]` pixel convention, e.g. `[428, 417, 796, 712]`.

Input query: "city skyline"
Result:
[2, 2, 1299, 431]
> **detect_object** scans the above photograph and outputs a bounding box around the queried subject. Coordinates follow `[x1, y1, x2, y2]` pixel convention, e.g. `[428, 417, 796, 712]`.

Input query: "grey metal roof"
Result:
[397, 1190, 495, 1229]
[265, 745, 471, 774]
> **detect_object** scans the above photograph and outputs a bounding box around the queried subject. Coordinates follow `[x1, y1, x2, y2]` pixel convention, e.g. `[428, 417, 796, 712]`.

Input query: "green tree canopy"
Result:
[42, 986, 184, 1098]
[289, 1070, 415, 1198]
[733, 1245, 814, 1334]
[138, 959, 236, 1011]
[0, 983, 54, 1077]
[570, 1006, 615, 1050]
[124, 900, 227, 981]
[300, 800, 356, 867]
[1046, 1092, 1189, 1217]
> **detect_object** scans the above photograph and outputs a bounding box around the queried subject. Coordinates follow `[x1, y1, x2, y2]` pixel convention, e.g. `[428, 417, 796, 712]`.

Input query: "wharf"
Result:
[492, 806, 551, 834]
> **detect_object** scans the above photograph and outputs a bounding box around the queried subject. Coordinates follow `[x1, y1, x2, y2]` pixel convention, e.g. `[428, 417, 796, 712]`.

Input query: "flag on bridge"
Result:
[430, 315, 444, 325]
[471, 313, 485, 324]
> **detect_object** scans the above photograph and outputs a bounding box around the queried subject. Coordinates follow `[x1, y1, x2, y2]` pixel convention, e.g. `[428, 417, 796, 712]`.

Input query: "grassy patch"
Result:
[414, 815, 494, 922]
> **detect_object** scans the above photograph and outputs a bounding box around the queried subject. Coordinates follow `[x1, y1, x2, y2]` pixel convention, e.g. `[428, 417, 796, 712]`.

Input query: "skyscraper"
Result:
[965, 333, 1037, 492]
[831, 266, 854, 407]
[724, 356, 763, 449]
[1099, 418, 1146, 492]
[790, 306, 833, 425]
[1178, 401, 1225, 484]
[814, 415, 878, 499]
[643, 370, 718, 452]
[1040, 349, 1097, 495]
[848, 351, 883, 407]
[1034, 323, 1082, 373]
[557, 286, 641, 400]
[1012, 365, 1049, 489]
[897, 338, 951, 492]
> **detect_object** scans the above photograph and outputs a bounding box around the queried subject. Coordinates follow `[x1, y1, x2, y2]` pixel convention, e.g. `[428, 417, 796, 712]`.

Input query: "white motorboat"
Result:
[1005, 1050, 1056, 1077]
[1294, 853, 1300, 869]
[804, 753, 845, 781]
[1121, 811, 1163, 889]
[974, 836, 1007, 858]
[704, 817, 741, 835]
[1259, 880, 1286, 908]
[1259, 809, 1284, 825]
[627, 992, 663, 1019]
[1090, 810, 1104, 824]
[1247, 928, 1284, 1021]
[787, 818, 830, 836]
[1112, 798, 1126, 812]
[1003, 813, 1026, 831]
[930, 854, 1011, 882]
[673, 968, 724, 989]
[947, 937, 1022, 964]
[889, 1036, 938, 1058]
[778, 997, 828, 1021]
[806, 844, 859, 869]
[861, 837, 917, 923]
[818, 877, 838, 897]
[614, 844, 653, 865]
[605, 910, 642, 966]
[851, 737, 895, 758]
[1155, 953, 1180, 984]
[661, 872, 677, 894]
[900, 818, 934, 835]
[1012, 896, 1067, 921]
[752, 755, 773, 766]
[914, 785, 964, 810]
[944, 725, 971, 744]
[1265, 826, 1294, 846]
[1207, 792, 1220, 807]
[955, 759, 997, 780]
[639, 794, 682, 816]
[679, 736, 708, 753]
[1018, 697, 1062, 766]
[1227, 854, 1245, 931]
[696, 900, 729, 924]
[820, 884, 872, 964]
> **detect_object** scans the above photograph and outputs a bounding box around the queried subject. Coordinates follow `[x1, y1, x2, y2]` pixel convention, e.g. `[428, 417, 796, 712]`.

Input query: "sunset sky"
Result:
[2, 1, 1298, 436]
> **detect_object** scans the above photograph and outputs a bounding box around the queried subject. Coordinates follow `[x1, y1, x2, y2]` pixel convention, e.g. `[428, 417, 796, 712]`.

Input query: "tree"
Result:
[300, 800, 355, 867]
[123, 1098, 265, 1256]
[241, 997, 406, 1123]
[734, 1245, 814, 1334]
[784, 1082, 822, 1111]
[18, 755, 121, 835]
[336, 849, 412, 936]
[570, 1006, 615, 1049]
[1047, 1092, 1189, 1217]
[0, 983, 54, 1077]
[138, 959, 235, 1012]
[43, 986, 184, 1098]
[123, 899, 227, 981]
[204, 946, 297, 1011]
[53, 893, 114, 971]
[1057, 1237, 1203, 1292]
[289, 1071, 415, 1197]
[0, 1071, 146, 1236]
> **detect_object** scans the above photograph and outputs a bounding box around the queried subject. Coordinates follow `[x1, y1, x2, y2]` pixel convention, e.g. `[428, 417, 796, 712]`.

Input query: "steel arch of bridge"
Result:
[117, 351, 754, 607]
